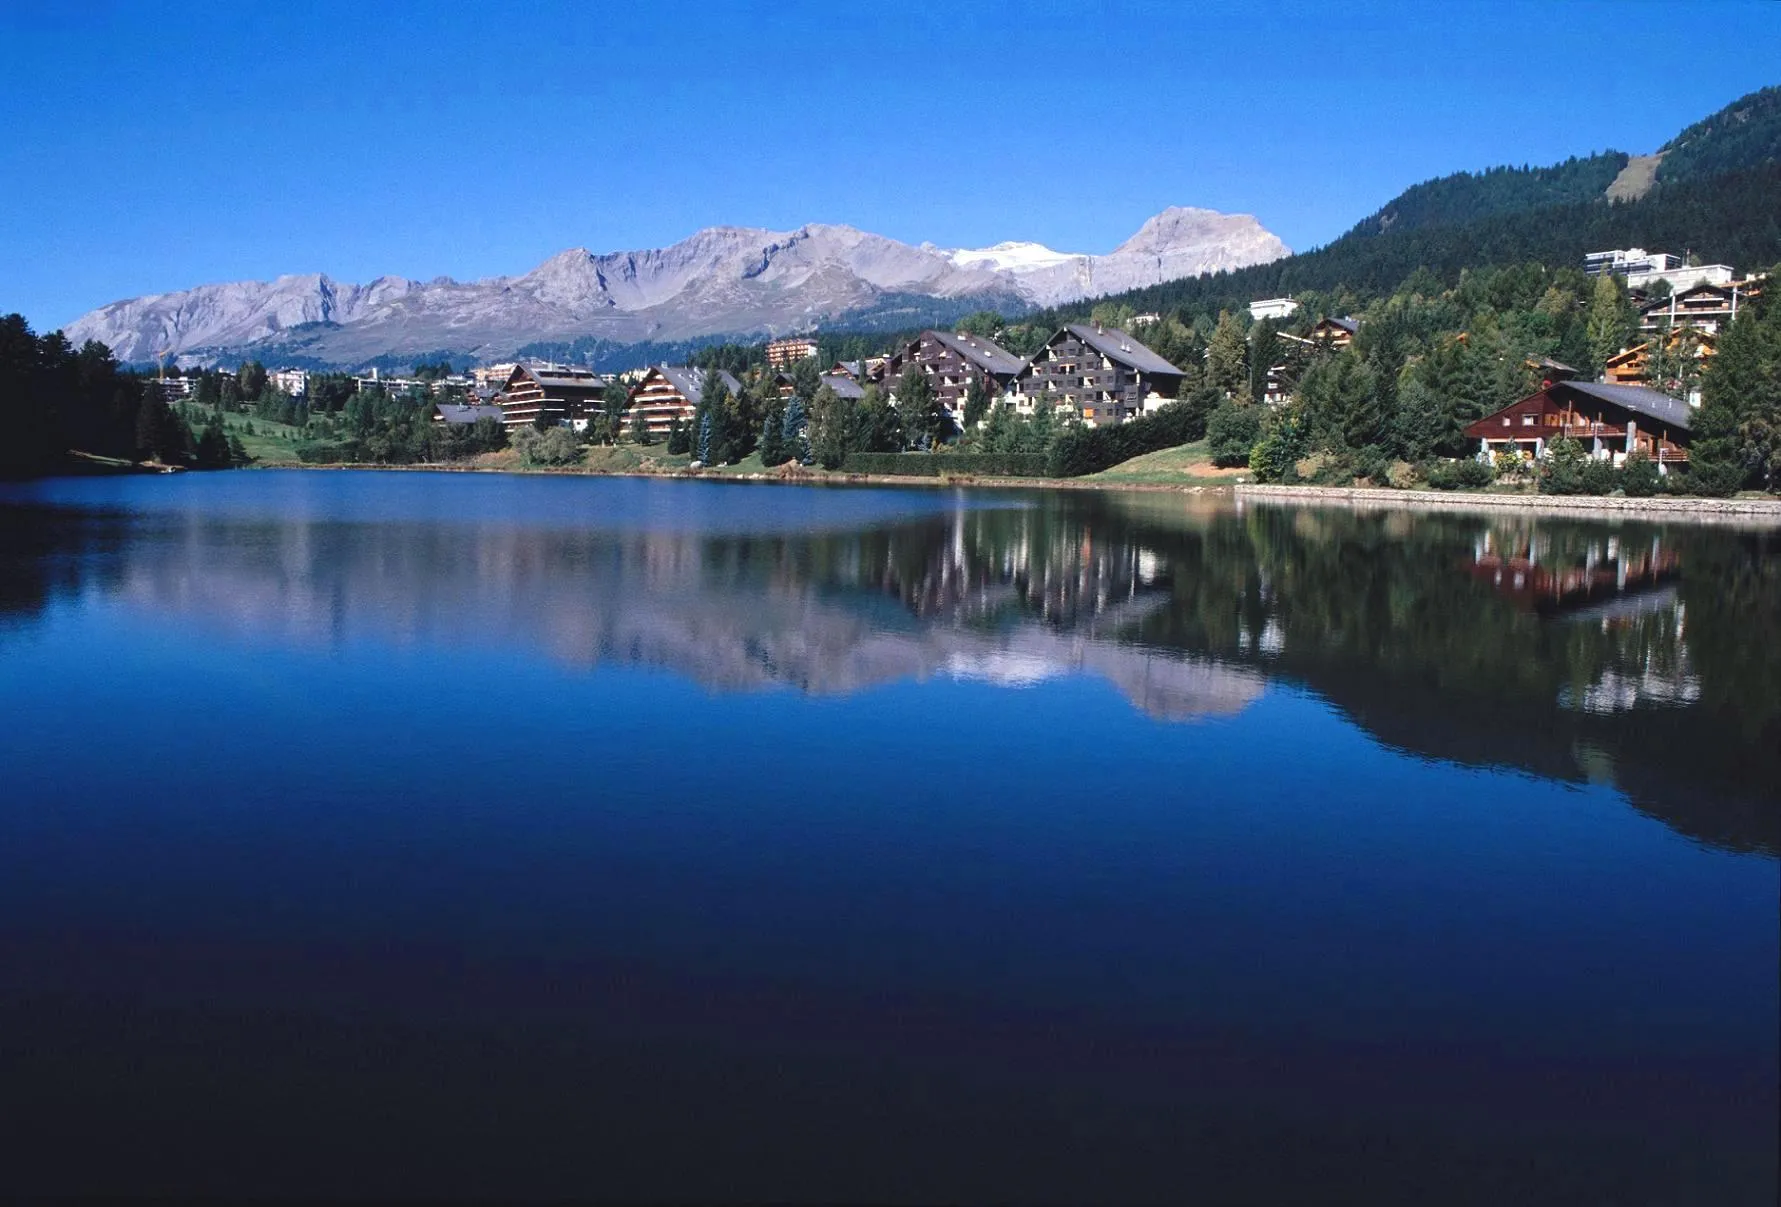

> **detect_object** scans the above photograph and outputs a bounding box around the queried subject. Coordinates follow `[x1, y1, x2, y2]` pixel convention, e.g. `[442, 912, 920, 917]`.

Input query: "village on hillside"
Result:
[143, 247, 1767, 484]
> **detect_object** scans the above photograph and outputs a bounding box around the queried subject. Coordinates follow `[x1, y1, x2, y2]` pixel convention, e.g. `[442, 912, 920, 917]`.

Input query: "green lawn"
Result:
[1085, 441, 1243, 485]
[218, 415, 306, 465]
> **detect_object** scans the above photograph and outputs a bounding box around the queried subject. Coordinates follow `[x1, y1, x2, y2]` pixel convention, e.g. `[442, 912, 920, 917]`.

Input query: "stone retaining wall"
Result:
[1235, 483, 1781, 525]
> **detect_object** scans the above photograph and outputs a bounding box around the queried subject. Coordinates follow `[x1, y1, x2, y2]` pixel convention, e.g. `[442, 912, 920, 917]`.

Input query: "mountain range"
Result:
[64, 207, 1288, 368]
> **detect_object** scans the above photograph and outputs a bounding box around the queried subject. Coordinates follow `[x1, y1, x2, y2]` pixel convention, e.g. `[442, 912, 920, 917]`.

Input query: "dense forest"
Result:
[0, 315, 245, 477]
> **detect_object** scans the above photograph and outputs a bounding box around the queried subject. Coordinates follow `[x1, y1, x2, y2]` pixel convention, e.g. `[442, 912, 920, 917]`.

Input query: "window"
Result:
[1522, 414, 1536, 426]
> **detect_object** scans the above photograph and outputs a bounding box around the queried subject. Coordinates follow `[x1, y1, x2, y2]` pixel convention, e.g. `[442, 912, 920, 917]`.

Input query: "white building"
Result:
[1626, 263, 1736, 293]
[270, 368, 308, 397]
[1583, 248, 1681, 278]
[1248, 297, 1299, 321]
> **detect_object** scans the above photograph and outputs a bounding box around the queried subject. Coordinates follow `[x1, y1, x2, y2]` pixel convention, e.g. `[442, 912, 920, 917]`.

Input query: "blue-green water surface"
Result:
[1, 471, 1775, 1204]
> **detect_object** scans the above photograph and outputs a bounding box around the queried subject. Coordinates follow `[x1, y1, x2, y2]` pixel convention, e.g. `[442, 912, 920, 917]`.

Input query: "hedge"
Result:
[840, 452, 1054, 477]
[1047, 398, 1210, 477]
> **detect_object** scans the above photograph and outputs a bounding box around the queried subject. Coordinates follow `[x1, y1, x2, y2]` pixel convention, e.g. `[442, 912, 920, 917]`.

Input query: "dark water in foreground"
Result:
[0, 471, 1775, 1204]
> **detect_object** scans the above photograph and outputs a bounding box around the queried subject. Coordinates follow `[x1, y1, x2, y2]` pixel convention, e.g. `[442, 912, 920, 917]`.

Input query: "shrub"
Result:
[1538, 437, 1589, 495]
[1386, 460, 1420, 490]
[1675, 461, 1743, 497]
[1206, 402, 1264, 468]
[1620, 452, 1662, 497]
[1580, 457, 1618, 495]
[1427, 458, 1494, 490]
[513, 425, 585, 467]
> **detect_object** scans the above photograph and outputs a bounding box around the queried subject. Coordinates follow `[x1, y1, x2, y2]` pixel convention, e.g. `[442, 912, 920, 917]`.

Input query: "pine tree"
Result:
[1585, 273, 1636, 377]
[1248, 318, 1280, 403]
[1205, 310, 1249, 398]
[962, 376, 992, 429]
[759, 401, 787, 466]
[781, 395, 809, 463]
[629, 403, 651, 445]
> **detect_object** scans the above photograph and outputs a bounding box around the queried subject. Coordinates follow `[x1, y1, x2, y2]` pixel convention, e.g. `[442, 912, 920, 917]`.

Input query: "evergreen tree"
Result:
[629, 403, 652, 445]
[961, 376, 992, 429]
[1205, 310, 1249, 398]
[195, 420, 232, 469]
[1248, 318, 1280, 403]
[666, 416, 690, 455]
[781, 395, 810, 463]
[1585, 273, 1636, 377]
[759, 401, 787, 466]
[809, 383, 853, 470]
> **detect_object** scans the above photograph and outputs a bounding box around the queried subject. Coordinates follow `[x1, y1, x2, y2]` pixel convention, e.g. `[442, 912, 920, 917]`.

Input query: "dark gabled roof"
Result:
[820, 373, 865, 400]
[831, 359, 862, 379]
[1059, 324, 1184, 376]
[510, 363, 609, 392]
[656, 365, 742, 406]
[925, 329, 1027, 377]
[433, 402, 505, 425]
[1558, 381, 1692, 431]
[1313, 315, 1360, 334]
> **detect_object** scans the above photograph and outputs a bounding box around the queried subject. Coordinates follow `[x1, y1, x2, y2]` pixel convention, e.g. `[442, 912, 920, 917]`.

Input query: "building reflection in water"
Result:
[1465, 522, 1700, 714]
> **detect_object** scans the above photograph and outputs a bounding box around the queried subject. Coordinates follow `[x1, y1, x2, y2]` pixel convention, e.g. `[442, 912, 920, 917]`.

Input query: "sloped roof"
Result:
[656, 365, 742, 406]
[820, 373, 865, 400]
[1061, 324, 1184, 376]
[433, 402, 505, 425]
[510, 363, 609, 392]
[1559, 381, 1692, 431]
[926, 330, 1027, 376]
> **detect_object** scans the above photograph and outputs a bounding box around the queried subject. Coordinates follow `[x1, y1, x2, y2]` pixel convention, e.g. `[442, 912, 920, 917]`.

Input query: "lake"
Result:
[1, 470, 1775, 1205]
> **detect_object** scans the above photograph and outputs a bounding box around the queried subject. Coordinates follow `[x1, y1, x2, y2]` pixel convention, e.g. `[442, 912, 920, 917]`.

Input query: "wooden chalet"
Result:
[1604, 328, 1714, 402]
[1464, 380, 1693, 469]
[1012, 324, 1184, 426]
[1307, 316, 1359, 349]
[496, 364, 611, 430]
[878, 329, 1026, 419]
[623, 365, 743, 442]
[1638, 277, 1764, 337]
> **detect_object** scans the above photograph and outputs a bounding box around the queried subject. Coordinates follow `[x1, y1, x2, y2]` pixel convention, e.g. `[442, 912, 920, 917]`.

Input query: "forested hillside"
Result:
[1656, 83, 1781, 181]
[1346, 154, 1629, 239]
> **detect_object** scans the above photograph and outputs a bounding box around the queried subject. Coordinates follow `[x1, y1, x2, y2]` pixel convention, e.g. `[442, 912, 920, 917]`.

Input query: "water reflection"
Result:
[3, 479, 1777, 853]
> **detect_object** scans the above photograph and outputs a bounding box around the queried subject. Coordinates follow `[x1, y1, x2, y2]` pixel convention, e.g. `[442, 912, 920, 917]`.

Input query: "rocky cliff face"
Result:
[64, 208, 1289, 365]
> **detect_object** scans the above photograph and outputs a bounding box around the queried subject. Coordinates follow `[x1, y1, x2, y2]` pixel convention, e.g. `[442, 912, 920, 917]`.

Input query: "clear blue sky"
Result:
[3, 0, 1778, 329]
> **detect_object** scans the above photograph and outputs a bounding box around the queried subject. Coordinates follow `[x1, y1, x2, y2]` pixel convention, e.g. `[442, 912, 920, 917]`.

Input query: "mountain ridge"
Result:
[64, 207, 1289, 367]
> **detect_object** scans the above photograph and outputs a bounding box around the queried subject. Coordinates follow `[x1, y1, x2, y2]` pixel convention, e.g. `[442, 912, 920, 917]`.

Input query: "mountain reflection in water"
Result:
[0, 472, 1775, 1206]
[2, 474, 1776, 853]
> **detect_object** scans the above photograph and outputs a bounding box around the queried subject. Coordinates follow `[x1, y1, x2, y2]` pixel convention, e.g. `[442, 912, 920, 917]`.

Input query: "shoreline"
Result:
[267, 461, 1240, 496]
[1236, 482, 1781, 524]
[236, 462, 1781, 521]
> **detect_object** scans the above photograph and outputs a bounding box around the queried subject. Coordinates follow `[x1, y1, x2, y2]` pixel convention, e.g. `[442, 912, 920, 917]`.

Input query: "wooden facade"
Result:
[1463, 381, 1693, 467]
[1307, 316, 1359, 349]
[878, 330, 1025, 418]
[622, 365, 743, 442]
[1638, 278, 1764, 337]
[496, 364, 611, 429]
[1012, 324, 1185, 427]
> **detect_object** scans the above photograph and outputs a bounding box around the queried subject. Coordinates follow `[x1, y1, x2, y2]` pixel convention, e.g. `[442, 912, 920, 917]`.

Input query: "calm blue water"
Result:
[1, 471, 1775, 1204]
